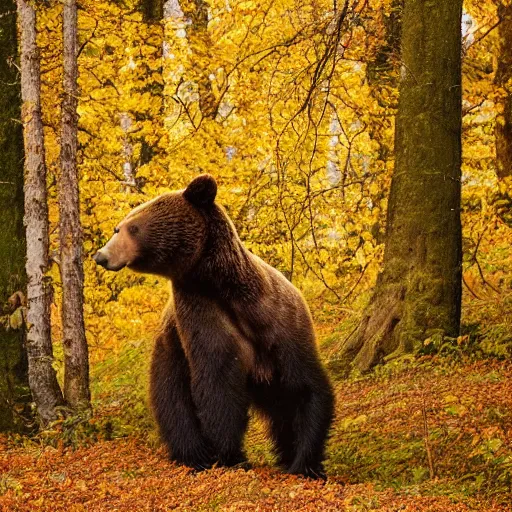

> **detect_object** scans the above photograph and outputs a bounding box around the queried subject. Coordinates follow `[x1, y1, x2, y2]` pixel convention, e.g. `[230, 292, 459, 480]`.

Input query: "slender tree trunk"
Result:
[0, 0, 31, 432]
[120, 112, 136, 188]
[495, 2, 512, 180]
[60, 0, 91, 411]
[340, 0, 463, 372]
[17, 0, 65, 425]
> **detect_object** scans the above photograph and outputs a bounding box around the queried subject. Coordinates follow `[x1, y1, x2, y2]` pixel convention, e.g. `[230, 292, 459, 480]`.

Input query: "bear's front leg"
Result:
[150, 317, 214, 471]
[189, 345, 250, 467]
[175, 290, 251, 468]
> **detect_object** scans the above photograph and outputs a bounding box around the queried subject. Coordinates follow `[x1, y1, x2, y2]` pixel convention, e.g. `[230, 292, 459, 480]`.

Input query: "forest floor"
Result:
[1, 355, 511, 511]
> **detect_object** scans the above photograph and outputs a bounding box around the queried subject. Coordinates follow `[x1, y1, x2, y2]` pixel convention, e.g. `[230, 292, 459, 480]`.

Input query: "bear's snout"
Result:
[93, 251, 109, 268]
[93, 247, 128, 272]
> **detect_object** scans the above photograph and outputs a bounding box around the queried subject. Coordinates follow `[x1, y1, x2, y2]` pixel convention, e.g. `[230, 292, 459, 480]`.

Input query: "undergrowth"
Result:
[6, 324, 511, 507]
[324, 350, 512, 504]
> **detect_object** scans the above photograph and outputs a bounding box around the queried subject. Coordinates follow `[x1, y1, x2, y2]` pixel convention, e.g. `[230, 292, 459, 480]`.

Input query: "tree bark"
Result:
[0, 0, 32, 432]
[495, 2, 512, 180]
[60, 0, 91, 411]
[17, 0, 65, 424]
[341, 0, 463, 372]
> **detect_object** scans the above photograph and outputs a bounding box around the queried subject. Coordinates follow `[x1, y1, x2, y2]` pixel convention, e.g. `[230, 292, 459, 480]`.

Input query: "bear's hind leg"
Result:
[286, 374, 335, 480]
[268, 409, 296, 468]
[150, 319, 214, 470]
[250, 383, 296, 467]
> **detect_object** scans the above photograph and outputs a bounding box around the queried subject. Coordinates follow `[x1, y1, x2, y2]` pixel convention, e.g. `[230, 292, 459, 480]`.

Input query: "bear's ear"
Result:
[183, 174, 217, 207]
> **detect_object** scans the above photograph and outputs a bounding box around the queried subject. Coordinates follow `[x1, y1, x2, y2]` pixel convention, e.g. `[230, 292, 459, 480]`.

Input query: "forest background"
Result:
[1, 0, 512, 510]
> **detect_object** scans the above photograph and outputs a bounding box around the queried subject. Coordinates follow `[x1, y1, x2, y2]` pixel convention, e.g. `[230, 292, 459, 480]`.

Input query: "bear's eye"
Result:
[114, 227, 120, 234]
[128, 225, 139, 235]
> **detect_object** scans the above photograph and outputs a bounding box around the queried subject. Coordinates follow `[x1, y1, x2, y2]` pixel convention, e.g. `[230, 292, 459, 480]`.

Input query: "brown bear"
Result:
[93, 174, 334, 479]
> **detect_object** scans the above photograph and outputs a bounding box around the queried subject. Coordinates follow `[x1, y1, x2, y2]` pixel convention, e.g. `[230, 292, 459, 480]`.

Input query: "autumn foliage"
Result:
[1, 0, 512, 509]
[27, 0, 510, 367]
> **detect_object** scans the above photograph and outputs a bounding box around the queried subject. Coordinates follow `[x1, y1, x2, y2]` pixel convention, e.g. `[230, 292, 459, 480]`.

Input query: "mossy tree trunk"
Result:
[60, 0, 91, 412]
[495, 2, 512, 180]
[0, 0, 31, 432]
[341, 0, 463, 372]
[17, 0, 65, 425]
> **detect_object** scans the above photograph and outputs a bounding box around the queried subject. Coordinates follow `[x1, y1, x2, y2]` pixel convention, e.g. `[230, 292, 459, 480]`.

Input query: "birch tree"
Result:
[17, 0, 65, 424]
[60, 0, 91, 411]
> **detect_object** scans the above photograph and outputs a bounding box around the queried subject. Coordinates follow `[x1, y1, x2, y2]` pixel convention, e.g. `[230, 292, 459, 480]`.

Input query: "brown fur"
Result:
[94, 175, 334, 479]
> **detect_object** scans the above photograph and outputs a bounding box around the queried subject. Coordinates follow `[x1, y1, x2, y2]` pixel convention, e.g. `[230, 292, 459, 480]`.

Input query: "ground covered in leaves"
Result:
[1, 356, 511, 511]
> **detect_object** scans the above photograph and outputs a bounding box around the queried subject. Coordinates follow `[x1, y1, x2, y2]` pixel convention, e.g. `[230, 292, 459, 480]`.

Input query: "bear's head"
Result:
[93, 174, 217, 277]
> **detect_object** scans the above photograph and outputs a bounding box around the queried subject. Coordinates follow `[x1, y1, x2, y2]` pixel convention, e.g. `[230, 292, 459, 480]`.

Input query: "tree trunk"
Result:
[60, 0, 91, 411]
[17, 0, 65, 424]
[495, 2, 512, 180]
[0, 0, 32, 432]
[341, 0, 463, 373]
